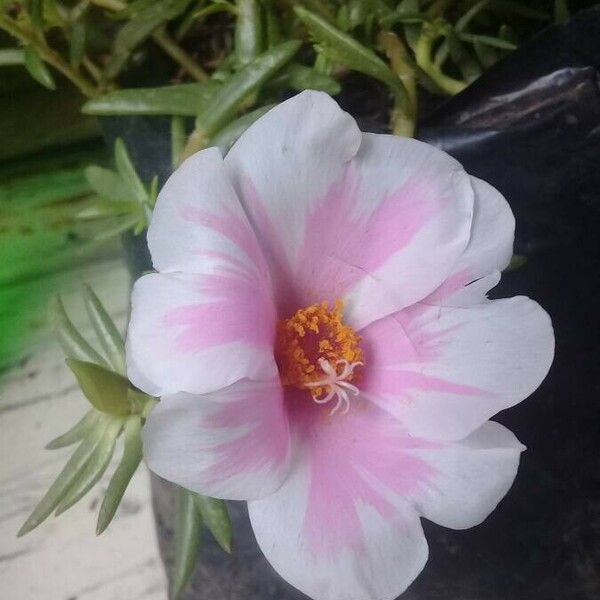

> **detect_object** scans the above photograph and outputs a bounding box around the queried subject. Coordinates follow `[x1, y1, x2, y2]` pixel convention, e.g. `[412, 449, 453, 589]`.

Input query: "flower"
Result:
[126, 91, 554, 600]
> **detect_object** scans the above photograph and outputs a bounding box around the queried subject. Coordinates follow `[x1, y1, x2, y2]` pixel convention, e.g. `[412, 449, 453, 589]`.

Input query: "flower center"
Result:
[275, 300, 364, 415]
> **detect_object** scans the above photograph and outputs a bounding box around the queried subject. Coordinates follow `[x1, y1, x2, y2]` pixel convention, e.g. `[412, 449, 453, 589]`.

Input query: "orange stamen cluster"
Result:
[275, 300, 363, 396]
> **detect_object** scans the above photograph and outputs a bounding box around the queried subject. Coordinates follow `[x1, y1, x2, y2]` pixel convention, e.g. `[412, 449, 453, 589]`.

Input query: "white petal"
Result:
[361, 296, 554, 441]
[224, 90, 362, 310]
[341, 133, 474, 329]
[247, 399, 438, 600]
[148, 146, 266, 277]
[422, 175, 515, 308]
[143, 379, 290, 500]
[411, 421, 525, 529]
[249, 452, 428, 600]
[126, 269, 277, 397]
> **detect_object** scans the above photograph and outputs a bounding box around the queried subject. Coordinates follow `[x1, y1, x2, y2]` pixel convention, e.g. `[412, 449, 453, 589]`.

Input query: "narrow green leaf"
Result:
[235, 0, 264, 67]
[46, 410, 99, 450]
[18, 427, 103, 536]
[104, 0, 193, 80]
[23, 46, 56, 90]
[295, 5, 408, 105]
[70, 21, 86, 67]
[55, 418, 122, 515]
[285, 63, 341, 94]
[211, 104, 276, 155]
[25, 0, 44, 28]
[66, 359, 131, 416]
[76, 200, 140, 220]
[84, 165, 127, 200]
[114, 138, 148, 205]
[456, 0, 490, 32]
[0, 48, 25, 66]
[51, 295, 109, 368]
[194, 495, 232, 553]
[447, 30, 482, 83]
[96, 416, 143, 535]
[82, 285, 126, 374]
[82, 82, 220, 116]
[193, 41, 300, 139]
[172, 488, 203, 600]
[397, 0, 421, 51]
[458, 32, 516, 50]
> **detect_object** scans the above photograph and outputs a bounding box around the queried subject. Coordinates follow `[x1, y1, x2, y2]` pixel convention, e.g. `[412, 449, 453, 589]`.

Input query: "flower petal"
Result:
[335, 133, 475, 329]
[422, 175, 515, 308]
[224, 90, 362, 312]
[126, 268, 277, 397]
[148, 146, 268, 278]
[361, 296, 554, 441]
[248, 400, 429, 600]
[410, 421, 525, 529]
[143, 378, 290, 500]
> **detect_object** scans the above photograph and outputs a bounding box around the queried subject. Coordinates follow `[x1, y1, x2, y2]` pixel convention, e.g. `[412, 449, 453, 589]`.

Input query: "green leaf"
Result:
[397, 0, 422, 51]
[70, 21, 86, 68]
[51, 295, 109, 368]
[285, 63, 341, 95]
[194, 495, 232, 553]
[211, 104, 276, 155]
[23, 46, 56, 90]
[83, 284, 126, 374]
[295, 5, 408, 105]
[458, 32, 516, 50]
[114, 138, 148, 205]
[96, 416, 143, 534]
[0, 48, 25, 66]
[84, 165, 127, 200]
[172, 488, 203, 600]
[82, 82, 220, 116]
[104, 0, 193, 80]
[46, 410, 99, 450]
[24, 0, 44, 28]
[191, 41, 300, 142]
[456, 0, 490, 32]
[18, 427, 103, 536]
[54, 418, 122, 515]
[66, 359, 131, 416]
[235, 0, 264, 67]
[447, 30, 482, 83]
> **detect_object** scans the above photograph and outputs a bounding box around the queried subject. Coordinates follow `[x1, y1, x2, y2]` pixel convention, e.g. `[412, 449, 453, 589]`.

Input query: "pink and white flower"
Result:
[126, 91, 554, 600]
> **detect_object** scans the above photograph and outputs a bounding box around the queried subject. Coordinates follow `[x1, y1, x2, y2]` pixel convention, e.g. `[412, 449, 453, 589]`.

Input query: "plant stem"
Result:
[0, 15, 98, 97]
[379, 31, 416, 137]
[415, 24, 466, 96]
[152, 27, 209, 82]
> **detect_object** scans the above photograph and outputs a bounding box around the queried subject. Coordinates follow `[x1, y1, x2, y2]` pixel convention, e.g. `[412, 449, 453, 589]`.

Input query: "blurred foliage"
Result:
[2, 0, 597, 144]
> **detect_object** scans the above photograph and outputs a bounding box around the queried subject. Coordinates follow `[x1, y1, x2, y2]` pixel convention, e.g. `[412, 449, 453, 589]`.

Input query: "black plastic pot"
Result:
[110, 7, 600, 599]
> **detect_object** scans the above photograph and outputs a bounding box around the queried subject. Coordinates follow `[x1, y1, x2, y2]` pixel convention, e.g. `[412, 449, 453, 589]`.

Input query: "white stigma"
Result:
[304, 358, 363, 416]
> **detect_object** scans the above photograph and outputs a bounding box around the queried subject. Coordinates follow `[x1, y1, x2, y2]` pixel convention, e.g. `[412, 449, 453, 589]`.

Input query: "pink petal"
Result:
[143, 378, 290, 500]
[248, 401, 429, 600]
[126, 268, 277, 397]
[360, 296, 554, 441]
[148, 147, 268, 279]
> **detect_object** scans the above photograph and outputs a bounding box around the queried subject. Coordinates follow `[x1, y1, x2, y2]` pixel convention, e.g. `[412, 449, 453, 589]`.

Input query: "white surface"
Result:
[0, 257, 168, 600]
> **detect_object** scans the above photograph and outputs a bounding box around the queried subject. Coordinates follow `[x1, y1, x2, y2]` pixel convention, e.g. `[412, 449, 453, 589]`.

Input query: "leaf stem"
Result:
[152, 26, 209, 81]
[0, 15, 99, 97]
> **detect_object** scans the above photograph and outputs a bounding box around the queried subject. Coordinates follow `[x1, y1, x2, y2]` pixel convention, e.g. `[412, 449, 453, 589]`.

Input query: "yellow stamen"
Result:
[275, 300, 364, 397]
